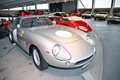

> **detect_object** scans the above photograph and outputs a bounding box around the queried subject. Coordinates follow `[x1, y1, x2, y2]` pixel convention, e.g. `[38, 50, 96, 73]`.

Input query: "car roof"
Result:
[17, 15, 48, 19]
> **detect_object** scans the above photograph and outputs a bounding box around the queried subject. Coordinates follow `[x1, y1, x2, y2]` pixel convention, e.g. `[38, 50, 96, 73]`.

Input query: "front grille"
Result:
[75, 54, 94, 66]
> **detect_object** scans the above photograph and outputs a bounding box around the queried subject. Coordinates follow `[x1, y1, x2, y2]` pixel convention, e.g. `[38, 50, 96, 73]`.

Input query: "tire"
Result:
[105, 17, 107, 20]
[94, 18, 96, 20]
[82, 17, 84, 18]
[32, 47, 49, 70]
[107, 21, 110, 24]
[9, 32, 14, 43]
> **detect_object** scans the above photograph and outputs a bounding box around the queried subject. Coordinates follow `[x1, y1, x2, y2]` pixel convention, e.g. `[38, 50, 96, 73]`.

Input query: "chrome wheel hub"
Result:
[33, 49, 40, 66]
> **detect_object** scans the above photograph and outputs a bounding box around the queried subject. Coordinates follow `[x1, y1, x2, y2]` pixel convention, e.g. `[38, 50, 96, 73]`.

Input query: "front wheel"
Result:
[32, 47, 49, 70]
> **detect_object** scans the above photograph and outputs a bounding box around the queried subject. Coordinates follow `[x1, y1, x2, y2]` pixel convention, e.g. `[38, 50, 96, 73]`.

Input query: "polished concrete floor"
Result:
[0, 18, 120, 80]
[85, 19, 120, 80]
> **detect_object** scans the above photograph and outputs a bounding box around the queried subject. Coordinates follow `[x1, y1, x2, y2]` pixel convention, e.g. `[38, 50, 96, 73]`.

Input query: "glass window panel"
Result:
[9, 7, 22, 10]
[77, 0, 92, 9]
[115, 0, 120, 7]
[37, 3, 49, 9]
[95, 0, 111, 8]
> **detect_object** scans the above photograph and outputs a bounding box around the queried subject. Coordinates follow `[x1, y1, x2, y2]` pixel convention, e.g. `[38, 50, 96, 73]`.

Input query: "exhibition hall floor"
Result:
[0, 18, 120, 80]
[85, 19, 120, 80]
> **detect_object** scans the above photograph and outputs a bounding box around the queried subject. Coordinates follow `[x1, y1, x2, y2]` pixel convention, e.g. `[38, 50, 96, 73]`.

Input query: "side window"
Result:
[22, 18, 31, 27]
[61, 18, 70, 22]
[14, 18, 20, 26]
[54, 13, 62, 16]
[54, 18, 60, 20]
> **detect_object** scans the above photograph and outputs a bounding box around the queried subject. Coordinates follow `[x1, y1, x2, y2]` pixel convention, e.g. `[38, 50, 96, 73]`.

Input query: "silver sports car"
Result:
[107, 13, 120, 23]
[8, 15, 96, 70]
[94, 12, 109, 20]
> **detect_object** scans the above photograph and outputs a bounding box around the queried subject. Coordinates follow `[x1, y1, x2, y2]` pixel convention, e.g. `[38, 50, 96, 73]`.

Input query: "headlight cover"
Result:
[79, 26, 88, 31]
[52, 44, 60, 56]
[52, 44, 71, 61]
[86, 35, 95, 46]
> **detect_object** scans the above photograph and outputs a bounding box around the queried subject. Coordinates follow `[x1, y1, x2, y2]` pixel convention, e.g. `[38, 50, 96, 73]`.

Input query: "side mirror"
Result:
[17, 24, 20, 28]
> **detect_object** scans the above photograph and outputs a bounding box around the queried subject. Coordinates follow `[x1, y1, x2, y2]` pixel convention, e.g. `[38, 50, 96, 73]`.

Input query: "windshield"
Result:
[61, 13, 70, 17]
[22, 17, 53, 27]
[113, 13, 120, 17]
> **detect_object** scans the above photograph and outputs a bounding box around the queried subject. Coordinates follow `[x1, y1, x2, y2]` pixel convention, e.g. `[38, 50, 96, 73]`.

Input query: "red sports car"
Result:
[51, 17, 92, 33]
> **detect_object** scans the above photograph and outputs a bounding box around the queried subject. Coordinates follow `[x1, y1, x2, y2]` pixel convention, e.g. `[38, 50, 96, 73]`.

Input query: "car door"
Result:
[17, 18, 31, 49]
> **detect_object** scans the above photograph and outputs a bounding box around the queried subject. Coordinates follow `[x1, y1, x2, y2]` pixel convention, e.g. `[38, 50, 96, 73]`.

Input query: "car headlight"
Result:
[79, 26, 88, 31]
[86, 35, 95, 46]
[52, 44, 71, 61]
[52, 44, 60, 56]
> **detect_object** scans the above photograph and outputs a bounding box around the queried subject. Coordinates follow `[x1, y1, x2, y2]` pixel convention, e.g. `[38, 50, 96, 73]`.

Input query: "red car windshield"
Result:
[61, 13, 70, 17]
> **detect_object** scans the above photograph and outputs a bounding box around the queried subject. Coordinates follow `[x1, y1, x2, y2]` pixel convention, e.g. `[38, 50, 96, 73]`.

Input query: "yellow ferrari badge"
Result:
[20, 31, 24, 37]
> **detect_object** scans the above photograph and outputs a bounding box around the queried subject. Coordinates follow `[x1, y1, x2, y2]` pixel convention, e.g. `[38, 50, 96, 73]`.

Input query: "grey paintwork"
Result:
[8, 15, 96, 68]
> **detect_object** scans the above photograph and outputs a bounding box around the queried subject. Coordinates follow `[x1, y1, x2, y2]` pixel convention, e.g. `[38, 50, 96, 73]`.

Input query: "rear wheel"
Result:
[82, 17, 85, 19]
[107, 21, 110, 24]
[9, 32, 14, 43]
[105, 17, 107, 20]
[32, 47, 49, 70]
[94, 18, 96, 20]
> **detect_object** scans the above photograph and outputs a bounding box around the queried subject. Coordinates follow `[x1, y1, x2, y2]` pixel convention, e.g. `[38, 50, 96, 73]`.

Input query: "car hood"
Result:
[29, 25, 82, 44]
[63, 38, 95, 61]
[66, 16, 83, 21]
[27, 25, 95, 61]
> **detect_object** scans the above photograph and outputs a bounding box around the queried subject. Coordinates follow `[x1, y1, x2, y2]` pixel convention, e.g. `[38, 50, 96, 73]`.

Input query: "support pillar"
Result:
[110, 0, 115, 16]
[91, 0, 95, 13]
[35, 4, 37, 11]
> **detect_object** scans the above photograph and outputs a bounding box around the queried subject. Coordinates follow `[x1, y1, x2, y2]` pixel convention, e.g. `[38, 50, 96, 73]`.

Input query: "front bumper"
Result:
[107, 19, 120, 22]
[48, 47, 96, 68]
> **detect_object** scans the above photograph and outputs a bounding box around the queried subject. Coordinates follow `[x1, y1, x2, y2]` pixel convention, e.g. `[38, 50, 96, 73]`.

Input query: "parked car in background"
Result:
[107, 13, 120, 23]
[94, 12, 109, 20]
[48, 12, 83, 21]
[71, 11, 82, 16]
[82, 11, 94, 18]
[8, 15, 96, 70]
[52, 16, 92, 33]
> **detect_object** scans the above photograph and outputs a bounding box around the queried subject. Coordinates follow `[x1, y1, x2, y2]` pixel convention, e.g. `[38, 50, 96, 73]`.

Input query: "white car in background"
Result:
[48, 12, 83, 21]
[107, 13, 120, 23]
[82, 11, 94, 18]
[94, 12, 109, 20]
